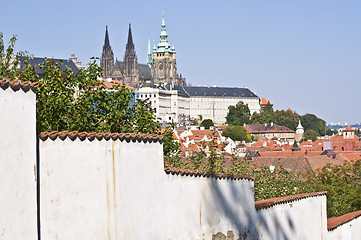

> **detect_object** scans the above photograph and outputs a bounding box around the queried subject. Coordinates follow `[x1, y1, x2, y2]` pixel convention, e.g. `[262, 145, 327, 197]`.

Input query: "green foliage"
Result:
[300, 113, 327, 136]
[304, 160, 361, 217]
[162, 126, 180, 157]
[226, 101, 251, 126]
[303, 129, 318, 141]
[262, 102, 273, 113]
[251, 108, 299, 130]
[222, 125, 250, 142]
[200, 119, 214, 129]
[0, 33, 21, 80]
[253, 165, 308, 201]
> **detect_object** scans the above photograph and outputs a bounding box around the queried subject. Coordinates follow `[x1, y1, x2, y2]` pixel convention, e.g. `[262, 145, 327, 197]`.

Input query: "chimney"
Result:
[271, 122, 274, 127]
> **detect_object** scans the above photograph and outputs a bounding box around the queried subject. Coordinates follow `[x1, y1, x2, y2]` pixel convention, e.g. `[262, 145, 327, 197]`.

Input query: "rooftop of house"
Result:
[19, 56, 79, 75]
[164, 84, 259, 98]
[260, 98, 273, 105]
[244, 123, 294, 134]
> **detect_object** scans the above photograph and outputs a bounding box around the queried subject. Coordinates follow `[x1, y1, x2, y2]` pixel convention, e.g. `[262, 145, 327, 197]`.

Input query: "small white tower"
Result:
[295, 120, 304, 142]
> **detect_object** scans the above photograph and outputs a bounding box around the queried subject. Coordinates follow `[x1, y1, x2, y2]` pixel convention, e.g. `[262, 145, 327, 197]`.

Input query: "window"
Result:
[145, 94, 147, 98]
[154, 94, 156, 98]
[140, 95, 143, 98]
[169, 116, 172, 120]
[154, 108, 156, 113]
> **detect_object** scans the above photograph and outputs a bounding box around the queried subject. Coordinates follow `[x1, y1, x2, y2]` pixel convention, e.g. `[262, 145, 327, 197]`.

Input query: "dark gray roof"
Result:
[164, 84, 259, 98]
[19, 56, 79, 75]
[115, 60, 152, 80]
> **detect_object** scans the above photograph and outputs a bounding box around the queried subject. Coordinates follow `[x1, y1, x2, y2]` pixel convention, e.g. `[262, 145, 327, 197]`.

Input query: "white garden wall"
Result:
[39, 135, 258, 240]
[0, 82, 38, 240]
[257, 194, 327, 240]
[327, 211, 361, 240]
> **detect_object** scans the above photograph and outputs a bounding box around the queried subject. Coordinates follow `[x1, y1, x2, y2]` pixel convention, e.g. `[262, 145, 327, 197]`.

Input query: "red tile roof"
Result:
[327, 210, 361, 231]
[164, 166, 253, 181]
[343, 126, 354, 132]
[39, 131, 163, 143]
[255, 191, 327, 210]
[260, 98, 273, 105]
[0, 79, 38, 92]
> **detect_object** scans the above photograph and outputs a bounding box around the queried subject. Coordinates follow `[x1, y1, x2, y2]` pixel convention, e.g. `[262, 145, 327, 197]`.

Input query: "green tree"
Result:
[304, 160, 361, 217]
[303, 129, 318, 141]
[251, 111, 275, 125]
[222, 125, 250, 142]
[226, 101, 251, 126]
[0, 34, 21, 80]
[200, 119, 214, 129]
[300, 113, 327, 136]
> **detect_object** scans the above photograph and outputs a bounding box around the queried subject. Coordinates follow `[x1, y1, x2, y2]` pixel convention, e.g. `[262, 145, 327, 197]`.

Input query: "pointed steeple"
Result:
[126, 23, 134, 48]
[156, 12, 172, 53]
[147, 37, 152, 68]
[101, 25, 114, 78]
[123, 23, 139, 86]
[104, 25, 110, 47]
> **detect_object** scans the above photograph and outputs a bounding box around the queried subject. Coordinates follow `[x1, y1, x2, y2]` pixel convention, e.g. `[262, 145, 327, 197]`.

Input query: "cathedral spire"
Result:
[147, 37, 152, 68]
[127, 23, 134, 48]
[104, 25, 110, 47]
[101, 25, 114, 78]
[156, 12, 172, 53]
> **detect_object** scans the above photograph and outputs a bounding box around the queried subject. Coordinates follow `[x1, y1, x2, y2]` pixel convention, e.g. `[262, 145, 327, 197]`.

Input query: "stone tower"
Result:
[152, 14, 183, 85]
[100, 26, 114, 78]
[123, 24, 139, 86]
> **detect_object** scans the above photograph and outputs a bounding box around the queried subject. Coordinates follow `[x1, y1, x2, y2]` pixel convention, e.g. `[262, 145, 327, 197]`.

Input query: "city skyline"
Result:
[1, 0, 360, 124]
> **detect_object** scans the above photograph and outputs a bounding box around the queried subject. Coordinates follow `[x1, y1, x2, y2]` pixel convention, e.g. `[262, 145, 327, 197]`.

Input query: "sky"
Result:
[1, 0, 360, 125]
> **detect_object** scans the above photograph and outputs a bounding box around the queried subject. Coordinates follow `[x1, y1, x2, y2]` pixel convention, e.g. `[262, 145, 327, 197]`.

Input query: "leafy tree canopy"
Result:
[226, 101, 251, 126]
[222, 125, 250, 142]
[300, 113, 327, 136]
[303, 129, 318, 142]
[200, 119, 214, 129]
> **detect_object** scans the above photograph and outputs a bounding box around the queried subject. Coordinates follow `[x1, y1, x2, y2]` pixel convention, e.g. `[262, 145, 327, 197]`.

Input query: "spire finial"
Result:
[162, 11, 164, 17]
[127, 23, 134, 48]
[104, 25, 110, 47]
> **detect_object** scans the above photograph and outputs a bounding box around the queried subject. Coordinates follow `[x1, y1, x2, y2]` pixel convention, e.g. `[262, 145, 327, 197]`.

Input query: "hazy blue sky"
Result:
[1, 1, 360, 124]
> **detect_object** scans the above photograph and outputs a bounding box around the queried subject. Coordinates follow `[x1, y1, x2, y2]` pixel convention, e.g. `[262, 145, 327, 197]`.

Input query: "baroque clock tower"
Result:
[152, 14, 185, 85]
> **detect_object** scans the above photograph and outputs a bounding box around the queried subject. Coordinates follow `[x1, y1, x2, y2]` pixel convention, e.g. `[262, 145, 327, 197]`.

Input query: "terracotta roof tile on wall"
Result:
[255, 191, 327, 210]
[327, 210, 361, 231]
[0, 79, 38, 93]
[39, 131, 163, 143]
[164, 166, 253, 181]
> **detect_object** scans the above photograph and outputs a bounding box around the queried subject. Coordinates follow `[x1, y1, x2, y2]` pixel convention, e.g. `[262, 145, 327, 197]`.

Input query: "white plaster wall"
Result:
[327, 217, 361, 240]
[257, 195, 327, 240]
[39, 138, 258, 240]
[190, 96, 260, 125]
[0, 88, 37, 239]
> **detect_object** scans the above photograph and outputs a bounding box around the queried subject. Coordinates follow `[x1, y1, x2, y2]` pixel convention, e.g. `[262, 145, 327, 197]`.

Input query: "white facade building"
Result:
[136, 84, 260, 125]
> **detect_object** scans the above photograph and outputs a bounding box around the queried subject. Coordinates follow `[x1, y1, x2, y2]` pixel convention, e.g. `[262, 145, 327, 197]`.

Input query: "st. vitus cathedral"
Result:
[100, 15, 186, 87]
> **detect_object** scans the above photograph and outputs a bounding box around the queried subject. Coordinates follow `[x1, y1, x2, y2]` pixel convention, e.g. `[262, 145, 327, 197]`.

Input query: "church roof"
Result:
[115, 60, 152, 80]
[165, 85, 259, 98]
[18, 56, 79, 75]
[343, 126, 354, 132]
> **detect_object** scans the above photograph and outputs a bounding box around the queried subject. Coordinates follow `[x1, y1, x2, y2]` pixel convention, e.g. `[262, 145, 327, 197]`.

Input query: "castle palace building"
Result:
[100, 14, 185, 87]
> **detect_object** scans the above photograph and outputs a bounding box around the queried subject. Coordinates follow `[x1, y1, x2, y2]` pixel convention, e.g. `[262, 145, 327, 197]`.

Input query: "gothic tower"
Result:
[152, 14, 183, 85]
[123, 24, 139, 86]
[100, 26, 114, 78]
